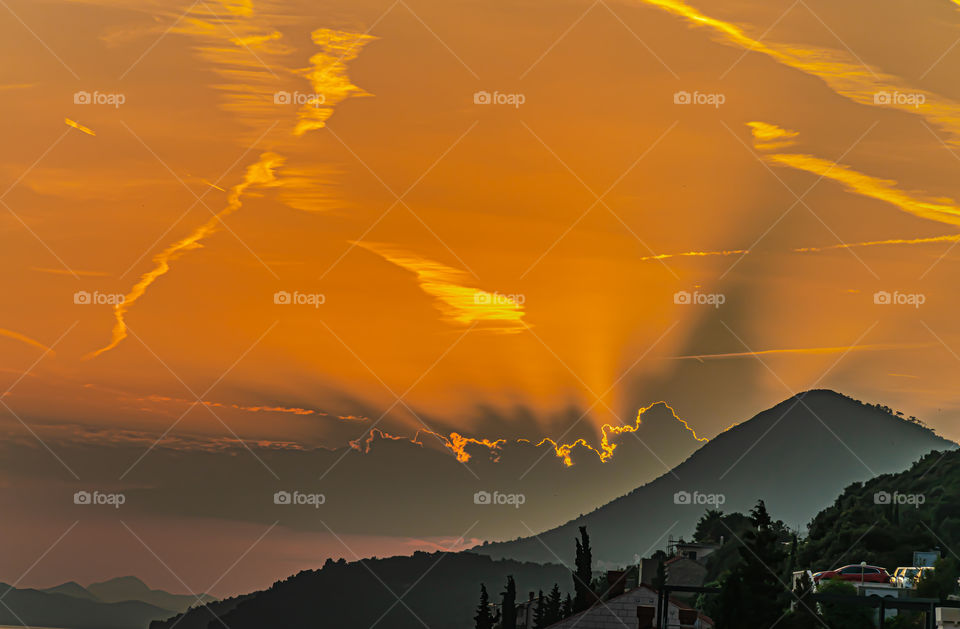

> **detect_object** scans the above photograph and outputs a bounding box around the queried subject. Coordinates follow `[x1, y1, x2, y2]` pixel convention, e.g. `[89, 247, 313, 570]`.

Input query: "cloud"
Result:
[86, 152, 285, 358]
[65, 118, 95, 136]
[0, 329, 54, 355]
[30, 267, 110, 277]
[765, 153, 960, 227]
[354, 242, 527, 332]
[747, 121, 799, 150]
[638, 0, 960, 143]
[293, 29, 376, 136]
[671, 343, 931, 361]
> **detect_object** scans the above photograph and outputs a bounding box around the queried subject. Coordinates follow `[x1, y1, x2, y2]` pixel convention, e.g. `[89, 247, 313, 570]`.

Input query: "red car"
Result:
[812, 565, 892, 584]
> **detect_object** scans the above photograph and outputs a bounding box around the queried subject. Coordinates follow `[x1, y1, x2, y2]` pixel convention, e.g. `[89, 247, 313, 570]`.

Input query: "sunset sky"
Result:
[4, 0, 960, 598]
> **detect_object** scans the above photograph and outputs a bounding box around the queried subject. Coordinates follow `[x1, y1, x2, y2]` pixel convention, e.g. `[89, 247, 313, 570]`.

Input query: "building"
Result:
[544, 584, 714, 629]
[663, 556, 708, 589]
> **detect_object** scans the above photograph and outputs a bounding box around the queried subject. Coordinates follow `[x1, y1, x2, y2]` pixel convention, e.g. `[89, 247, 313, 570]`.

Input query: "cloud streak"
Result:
[354, 242, 526, 332]
[87, 152, 284, 358]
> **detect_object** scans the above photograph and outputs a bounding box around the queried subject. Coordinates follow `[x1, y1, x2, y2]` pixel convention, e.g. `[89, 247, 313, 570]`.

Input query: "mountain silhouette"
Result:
[85, 575, 215, 613]
[0, 582, 174, 629]
[474, 390, 956, 565]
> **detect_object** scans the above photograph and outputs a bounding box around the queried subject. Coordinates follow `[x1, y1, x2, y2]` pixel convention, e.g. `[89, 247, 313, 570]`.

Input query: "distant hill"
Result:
[0, 582, 174, 629]
[151, 552, 571, 629]
[799, 447, 960, 571]
[475, 390, 956, 565]
[86, 575, 216, 613]
[41, 580, 100, 602]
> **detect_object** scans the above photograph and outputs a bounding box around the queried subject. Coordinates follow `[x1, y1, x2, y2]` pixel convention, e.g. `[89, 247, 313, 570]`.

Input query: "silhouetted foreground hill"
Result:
[151, 552, 570, 629]
[799, 447, 960, 571]
[475, 390, 956, 565]
[0, 582, 174, 629]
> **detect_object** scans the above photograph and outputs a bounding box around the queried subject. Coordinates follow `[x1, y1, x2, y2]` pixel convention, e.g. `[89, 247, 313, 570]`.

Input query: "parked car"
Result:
[891, 567, 919, 587]
[812, 564, 892, 584]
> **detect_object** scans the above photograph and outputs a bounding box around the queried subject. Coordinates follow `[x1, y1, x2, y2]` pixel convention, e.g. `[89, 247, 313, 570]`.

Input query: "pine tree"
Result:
[532, 590, 545, 628]
[572, 526, 593, 612]
[714, 500, 788, 629]
[545, 584, 562, 624]
[474, 584, 493, 629]
[562, 593, 574, 618]
[500, 575, 517, 629]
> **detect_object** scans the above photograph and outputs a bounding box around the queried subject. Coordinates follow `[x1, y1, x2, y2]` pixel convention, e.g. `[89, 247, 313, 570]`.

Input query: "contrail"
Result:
[86, 153, 284, 358]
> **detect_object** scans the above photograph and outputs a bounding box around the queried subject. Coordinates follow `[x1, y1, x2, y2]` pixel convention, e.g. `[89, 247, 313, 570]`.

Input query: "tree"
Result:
[474, 584, 493, 629]
[500, 576, 517, 629]
[562, 593, 573, 618]
[652, 558, 666, 590]
[713, 500, 788, 629]
[572, 526, 594, 613]
[781, 571, 821, 629]
[818, 579, 872, 629]
[694, 509, 726, 543]
[917, 558, 959, 601]
[544, 584, 562, 625]
[532, 590, 546, 629]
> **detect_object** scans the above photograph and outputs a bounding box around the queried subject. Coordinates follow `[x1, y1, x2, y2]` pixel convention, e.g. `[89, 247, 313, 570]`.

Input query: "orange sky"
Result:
[4, 0, 960, 591]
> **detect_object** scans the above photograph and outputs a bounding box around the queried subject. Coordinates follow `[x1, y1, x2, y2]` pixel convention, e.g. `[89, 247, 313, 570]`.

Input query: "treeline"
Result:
[474, 526, 619, 628]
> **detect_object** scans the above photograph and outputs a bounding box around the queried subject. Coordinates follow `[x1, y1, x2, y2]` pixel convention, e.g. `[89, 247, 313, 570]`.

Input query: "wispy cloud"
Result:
[87, 152, 285, 358]
[0, 329, 54, 355]
[31, 267, 110, 277]
[65, 118, 95, 136]
[354, 242, 526, 332]
[638, 0, 960, 143]
[747, 121, 799, 150]
[293, 29, 376, 136]
[671, 343, 930, 361]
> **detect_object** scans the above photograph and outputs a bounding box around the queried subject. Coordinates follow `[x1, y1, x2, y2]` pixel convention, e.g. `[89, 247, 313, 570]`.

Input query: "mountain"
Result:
[0, 582, 174, 629]
[87, 575, 216, 613]
[151, 552, 571, 629]
[474, 390, 957, 565]
[799, 447, 960, 571]
[42, 580, 100, 601]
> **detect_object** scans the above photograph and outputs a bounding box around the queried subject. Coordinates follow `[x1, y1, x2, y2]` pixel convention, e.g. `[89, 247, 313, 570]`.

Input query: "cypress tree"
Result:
[501, 576, 517, 629]
[572, 526, 593, 612]
[474, 584, 493, 629]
